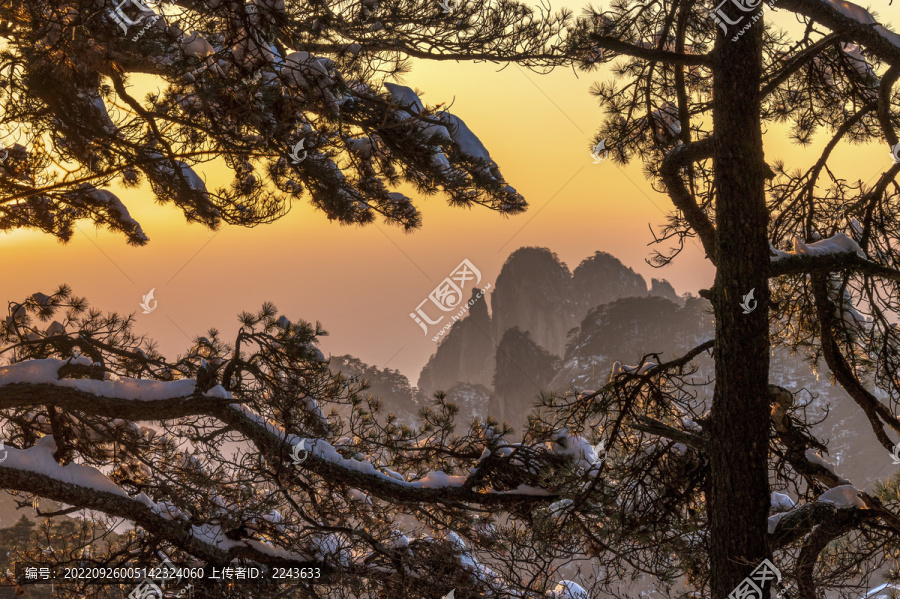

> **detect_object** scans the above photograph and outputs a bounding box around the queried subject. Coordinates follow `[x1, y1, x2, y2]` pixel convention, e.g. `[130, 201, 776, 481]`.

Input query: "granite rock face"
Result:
[417, 288, 494, 398]
[572, 251, 653, 317]
[490, 247, 578, 359]
[488, 327, 561, 425]
[549, 294, 711, 392]
[417, 247, 680, 399]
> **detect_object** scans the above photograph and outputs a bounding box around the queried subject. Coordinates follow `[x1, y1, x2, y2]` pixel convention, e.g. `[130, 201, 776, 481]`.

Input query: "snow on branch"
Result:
[0, 432, 367, 571]
[609, 360, 658, 380]
[2, 435, 128, 498]
[768, 235, 900, 280]
[0, 0, 562, 242]
[0, 357, 196, 400]
[219, 403, 559, 505]
[0, 436, 270, 565]
[804, 449, 851, 486]
[0, 358, 234, 419]
[781, 0, 900, 64]
[0, 357, 561, 507]
[818, 484, 868, 509]
[770, 233, 865, 261]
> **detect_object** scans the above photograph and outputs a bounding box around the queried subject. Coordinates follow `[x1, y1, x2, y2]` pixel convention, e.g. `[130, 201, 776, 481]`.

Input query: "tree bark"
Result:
[708, 6, 771, 598]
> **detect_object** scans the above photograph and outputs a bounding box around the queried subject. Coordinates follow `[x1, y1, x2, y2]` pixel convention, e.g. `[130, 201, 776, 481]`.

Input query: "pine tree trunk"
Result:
[708, 9, 771, 599]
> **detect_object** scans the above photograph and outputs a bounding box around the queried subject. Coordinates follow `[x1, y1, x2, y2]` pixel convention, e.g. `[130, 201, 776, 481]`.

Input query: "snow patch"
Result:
[550, 430, 604, 471]
[0, 358, 198, 400]
[805, 449, 851, 485]
[772, 233, 865, 261]
[203, 385, 234, 399]
[768, 511, 788, 534]
[1, 436, 128, 498]
[822, 0, 900, 49]
[818, 484, 867, 509]
[771, 491, 795, 511]
[610, 361, 657, 380]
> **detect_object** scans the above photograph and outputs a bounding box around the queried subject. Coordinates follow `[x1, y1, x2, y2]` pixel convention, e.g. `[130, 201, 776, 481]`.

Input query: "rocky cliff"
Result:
[488, 327, 561, 425]
[417, 288, 494, 398]
[549, 294, 711, 392]
[334, 244, 890, 503]
[571, 251, 653, 316]
[417, 247, 680, 398]
[490, 247, 578, 358]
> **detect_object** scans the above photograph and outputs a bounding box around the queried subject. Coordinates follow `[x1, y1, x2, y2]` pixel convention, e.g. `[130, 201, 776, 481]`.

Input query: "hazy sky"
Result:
[3, 3, 900, 382]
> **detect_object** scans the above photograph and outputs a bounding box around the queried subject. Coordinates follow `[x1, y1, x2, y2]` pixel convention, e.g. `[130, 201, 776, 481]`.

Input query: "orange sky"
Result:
[3, 3, 900, 381]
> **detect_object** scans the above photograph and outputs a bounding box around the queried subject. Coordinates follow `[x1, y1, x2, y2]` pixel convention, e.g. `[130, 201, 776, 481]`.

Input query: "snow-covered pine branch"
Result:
[0, 0, 571, 243]
[0, 290, 616, 597]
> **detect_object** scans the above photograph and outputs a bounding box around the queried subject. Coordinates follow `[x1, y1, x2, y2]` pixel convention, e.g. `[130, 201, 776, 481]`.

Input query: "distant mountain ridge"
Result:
[327, 246, 884, 492]
[418, 248, 682, 398]
[331, 247, 685, 425]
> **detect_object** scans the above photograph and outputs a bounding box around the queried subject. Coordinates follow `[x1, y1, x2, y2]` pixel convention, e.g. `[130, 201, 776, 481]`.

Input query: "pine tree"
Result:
[1, 288, 610, 598]
[554, 0, 900, 598]
[6, 0, 900, 598]
[0, 0, 571, 243]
